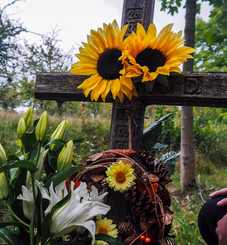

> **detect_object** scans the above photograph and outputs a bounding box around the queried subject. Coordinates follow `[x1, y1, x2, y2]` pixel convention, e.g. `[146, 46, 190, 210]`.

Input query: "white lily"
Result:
[17, 181, 44, 221]
[42, 181, 110, 245]
[17, 185, 34, 221]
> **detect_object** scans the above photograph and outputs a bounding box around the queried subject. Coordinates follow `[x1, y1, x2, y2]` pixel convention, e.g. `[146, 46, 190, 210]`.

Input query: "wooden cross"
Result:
[35, 0, 227, 224]
[35, 0, 227, 151]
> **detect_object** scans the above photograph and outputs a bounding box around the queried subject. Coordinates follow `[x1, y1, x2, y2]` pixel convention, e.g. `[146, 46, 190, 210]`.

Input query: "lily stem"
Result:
[29, 142, 41, 245]
[5, 200, 30, 228]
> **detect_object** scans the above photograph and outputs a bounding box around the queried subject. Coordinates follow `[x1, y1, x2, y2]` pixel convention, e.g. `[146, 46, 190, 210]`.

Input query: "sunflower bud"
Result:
[0, 172, 9, 200]
[50, 120, 68, 151]
[0, 143, 7, 166]
[35, 111, 48, 142]
[23, 106, 33, 129]
[57, 140, 74, 172]
[17, 118, 26, 139]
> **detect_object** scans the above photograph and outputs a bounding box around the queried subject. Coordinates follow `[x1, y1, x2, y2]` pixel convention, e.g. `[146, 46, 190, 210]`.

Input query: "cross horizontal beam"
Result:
[35, 72, 227, 107]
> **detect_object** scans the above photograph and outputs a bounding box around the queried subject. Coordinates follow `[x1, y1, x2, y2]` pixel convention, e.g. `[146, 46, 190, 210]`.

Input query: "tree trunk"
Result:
[180, 0, 196, 188]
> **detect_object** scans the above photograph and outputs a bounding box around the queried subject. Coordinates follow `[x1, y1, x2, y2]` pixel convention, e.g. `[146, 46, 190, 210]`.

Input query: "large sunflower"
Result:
[95, 218, 118, 238]
[106, 160, 136, 193]
[70, 20, 138, 102]
[120, 23, 196, 82]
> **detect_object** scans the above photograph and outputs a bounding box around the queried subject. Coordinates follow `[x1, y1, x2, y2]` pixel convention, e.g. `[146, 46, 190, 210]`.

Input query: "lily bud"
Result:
[57, 140, 74, 172]
[35, 111, 48, 141]
[50, 120, 68, 151]
[17, 118, 26, 139]
[26, 147, 49, 186]
[0, 143, 7, 166]
[0, 172, 9, 200]
[23, 106, 33, 129]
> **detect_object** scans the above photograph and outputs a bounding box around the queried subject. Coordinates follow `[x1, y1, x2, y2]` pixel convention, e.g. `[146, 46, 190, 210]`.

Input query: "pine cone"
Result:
[137, 151, 155, 172]
[160, 187, 171, 207]
[118, 221, 135, 238]
[124, 232, 138, 245]
[126, 185, 155, 219]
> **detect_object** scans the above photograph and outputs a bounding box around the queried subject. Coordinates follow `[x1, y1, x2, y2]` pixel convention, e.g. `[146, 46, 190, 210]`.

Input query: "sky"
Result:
[3, 0, 212, 53]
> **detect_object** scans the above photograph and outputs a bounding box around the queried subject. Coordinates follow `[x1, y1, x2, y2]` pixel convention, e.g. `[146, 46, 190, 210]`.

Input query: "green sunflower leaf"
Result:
[156, 74, 169, 88]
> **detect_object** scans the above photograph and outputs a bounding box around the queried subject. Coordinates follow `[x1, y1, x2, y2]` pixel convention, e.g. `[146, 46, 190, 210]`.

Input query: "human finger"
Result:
[217, 197, 227, 207]
[209, 188, 227, 198]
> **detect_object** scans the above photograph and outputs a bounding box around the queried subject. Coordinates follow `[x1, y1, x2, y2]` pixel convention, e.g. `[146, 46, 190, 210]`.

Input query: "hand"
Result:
[209, 188, 227, 207]
[216, 213, 227, 245]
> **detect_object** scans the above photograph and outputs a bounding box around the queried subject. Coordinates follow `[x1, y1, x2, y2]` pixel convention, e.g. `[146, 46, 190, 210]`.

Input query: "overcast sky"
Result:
[4, 0, 212, 53]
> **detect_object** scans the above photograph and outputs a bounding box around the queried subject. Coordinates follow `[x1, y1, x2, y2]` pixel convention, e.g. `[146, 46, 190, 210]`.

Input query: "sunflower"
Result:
[106, 160, 136, 193]
[70, 20, 138, 103]
[120, 23, 196, 82]
[95, 217, 118, 238]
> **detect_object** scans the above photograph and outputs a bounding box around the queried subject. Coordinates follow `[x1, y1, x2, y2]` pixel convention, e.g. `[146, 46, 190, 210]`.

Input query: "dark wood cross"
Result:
[35, 0, 227, 223]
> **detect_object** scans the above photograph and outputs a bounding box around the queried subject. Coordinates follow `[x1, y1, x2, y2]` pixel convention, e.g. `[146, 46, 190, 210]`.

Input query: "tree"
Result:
[0, 0, 26, 110]
[194, 1, 227, 72]
[18, 30, 73, 114]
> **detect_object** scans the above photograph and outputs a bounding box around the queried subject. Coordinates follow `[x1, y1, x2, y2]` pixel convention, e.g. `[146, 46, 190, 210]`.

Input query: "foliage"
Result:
[193, 107, 227, 165]
[159, 0, 223, 15]
[0, 0, 25, 110]
[169, 165, 227, 244]
[194, 1, 227, 72]
[0, 109, 121, 245]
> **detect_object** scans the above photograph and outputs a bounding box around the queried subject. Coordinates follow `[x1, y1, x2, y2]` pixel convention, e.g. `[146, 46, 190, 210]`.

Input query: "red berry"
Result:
[145, 237, 151, 244]
[140, 235, 146, 241]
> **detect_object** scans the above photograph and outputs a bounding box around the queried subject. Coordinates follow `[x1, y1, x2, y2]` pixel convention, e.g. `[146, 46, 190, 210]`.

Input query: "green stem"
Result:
[29, 142, 41, 245]
[29, 174, 36, 245]
[5, 201, 30, 228]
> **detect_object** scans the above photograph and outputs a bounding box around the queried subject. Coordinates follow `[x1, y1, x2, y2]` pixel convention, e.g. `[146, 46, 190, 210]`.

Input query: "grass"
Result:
[169, 163, 227, 245]
[0, 110, 227, 244]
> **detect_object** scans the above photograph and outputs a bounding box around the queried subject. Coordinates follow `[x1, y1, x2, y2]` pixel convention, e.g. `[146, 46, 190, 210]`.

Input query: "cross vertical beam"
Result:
[106, 0, 156, 225]
[110, 0, 155, 151]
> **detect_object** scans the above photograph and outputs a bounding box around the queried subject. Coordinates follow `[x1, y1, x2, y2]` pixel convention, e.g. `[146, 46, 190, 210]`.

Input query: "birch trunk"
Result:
[180, 0, 196, 188]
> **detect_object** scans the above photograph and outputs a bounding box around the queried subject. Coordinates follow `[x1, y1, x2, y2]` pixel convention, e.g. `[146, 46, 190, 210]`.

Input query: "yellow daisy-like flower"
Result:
[95, 217, 118, 238]
[70, 20, 138, 103]
[121, 23, 196, 82]
[106, 160, 136, 193]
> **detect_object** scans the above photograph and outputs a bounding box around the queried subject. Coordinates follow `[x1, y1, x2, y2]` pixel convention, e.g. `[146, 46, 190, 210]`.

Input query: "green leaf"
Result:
[95, 233, 124, 245]
[157, 74, 169, 88]
[44, 166, 85, 189]
[0, 221, 25, 228]
[73, 137, 86, 145]
[142, 113, 172, 151]
[155, 151, 181, 176]
[0, 227, 27, 245]
[44, 139, 66, 149]
[145, 80, 155, 92]
[21, 130, 36, 153]
[0, 160, 37, 174]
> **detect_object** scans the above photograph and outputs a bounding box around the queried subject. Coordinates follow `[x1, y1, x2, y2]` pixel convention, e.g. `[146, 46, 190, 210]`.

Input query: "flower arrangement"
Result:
[0, 108, 176, 245]
[70, 20, 195, 103]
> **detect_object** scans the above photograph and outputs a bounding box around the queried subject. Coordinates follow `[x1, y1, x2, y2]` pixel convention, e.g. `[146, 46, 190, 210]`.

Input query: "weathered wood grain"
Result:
[35, 72, 227, 107]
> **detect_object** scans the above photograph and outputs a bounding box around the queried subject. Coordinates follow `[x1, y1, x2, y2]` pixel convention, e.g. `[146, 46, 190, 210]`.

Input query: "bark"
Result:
[180, 0, 197, 188]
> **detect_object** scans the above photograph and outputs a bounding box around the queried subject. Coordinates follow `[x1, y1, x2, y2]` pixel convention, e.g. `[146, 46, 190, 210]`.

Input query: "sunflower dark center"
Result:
[136, 48, 166, 72]
[115, 172, 126, 184]
[98, 227, 108, 234]
[97, 49, 123, 80]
